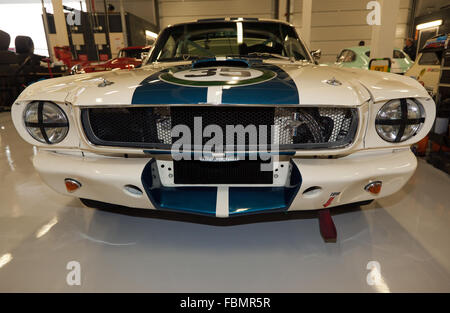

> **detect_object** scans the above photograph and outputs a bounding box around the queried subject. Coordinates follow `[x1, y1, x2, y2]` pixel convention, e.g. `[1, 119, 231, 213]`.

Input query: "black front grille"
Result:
[84, 107, 161, 144]
[174, 159, 273, 184]
[81, 106, 358, 150]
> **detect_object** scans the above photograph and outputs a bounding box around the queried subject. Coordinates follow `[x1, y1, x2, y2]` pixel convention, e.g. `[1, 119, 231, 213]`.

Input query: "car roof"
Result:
[343, 46, 404, 55]
[166, 17, 295, 28]
[345, 46, 370, 53]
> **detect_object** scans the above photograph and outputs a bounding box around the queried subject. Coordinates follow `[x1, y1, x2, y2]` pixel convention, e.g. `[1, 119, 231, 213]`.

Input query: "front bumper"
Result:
[33, 149, 417, 217]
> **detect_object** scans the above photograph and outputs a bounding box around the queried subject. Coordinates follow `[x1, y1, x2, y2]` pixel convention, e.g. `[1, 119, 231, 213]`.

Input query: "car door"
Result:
[407, 50, 442, 94]
[392, 49, 412, 74]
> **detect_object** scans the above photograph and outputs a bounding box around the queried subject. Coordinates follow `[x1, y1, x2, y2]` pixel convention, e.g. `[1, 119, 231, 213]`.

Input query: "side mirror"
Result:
[311, 49, 321, 63]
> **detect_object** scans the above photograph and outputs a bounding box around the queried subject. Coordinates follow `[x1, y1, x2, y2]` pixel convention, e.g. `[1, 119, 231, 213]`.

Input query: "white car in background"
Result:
[406, 34, 448, 97]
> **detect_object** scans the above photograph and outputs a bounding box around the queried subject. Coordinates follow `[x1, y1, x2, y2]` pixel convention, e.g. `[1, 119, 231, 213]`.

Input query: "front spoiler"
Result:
[33, 149, 417, 216]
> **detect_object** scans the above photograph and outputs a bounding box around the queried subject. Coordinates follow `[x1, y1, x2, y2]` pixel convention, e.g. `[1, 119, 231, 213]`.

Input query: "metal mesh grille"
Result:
[82, 106, 357, 149]
[319, 108, 353, 142]
[174, 159, 273, 184]
[84, 107, 160, 144]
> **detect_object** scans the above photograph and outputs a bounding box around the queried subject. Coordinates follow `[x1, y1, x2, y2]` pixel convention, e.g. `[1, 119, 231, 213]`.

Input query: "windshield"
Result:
[365, 50, 406, 59]
[418, 51, 442, 65]
[148, 21, 310, 63]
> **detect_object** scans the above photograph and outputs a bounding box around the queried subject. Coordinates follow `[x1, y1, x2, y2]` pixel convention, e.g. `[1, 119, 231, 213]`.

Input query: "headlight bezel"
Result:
[375, 98, 425, 143]
[23, 101, 69, 144]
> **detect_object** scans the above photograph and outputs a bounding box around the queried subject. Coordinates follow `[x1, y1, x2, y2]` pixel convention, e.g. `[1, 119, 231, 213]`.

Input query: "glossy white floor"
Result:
[0, 112, 449, 292]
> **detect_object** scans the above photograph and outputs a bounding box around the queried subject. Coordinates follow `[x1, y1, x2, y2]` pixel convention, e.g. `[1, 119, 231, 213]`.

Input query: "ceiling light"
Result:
[416, 20, 442, 30]
[145, 30, 158, 39]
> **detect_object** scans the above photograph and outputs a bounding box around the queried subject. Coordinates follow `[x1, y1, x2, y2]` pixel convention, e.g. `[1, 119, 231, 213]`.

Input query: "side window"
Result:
[418, 51, 440, 65]
[365, 50, 406, 59]
[344, 50, 356, 62]
[337, 50, 356, 63]
[336, 50, 346, 62]
[393, 50, 406, 59]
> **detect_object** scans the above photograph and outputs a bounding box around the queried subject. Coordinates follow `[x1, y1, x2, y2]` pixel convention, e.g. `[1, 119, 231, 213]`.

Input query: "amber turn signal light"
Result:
[64, 178, 81, 193]
[364, 181, 382, 195]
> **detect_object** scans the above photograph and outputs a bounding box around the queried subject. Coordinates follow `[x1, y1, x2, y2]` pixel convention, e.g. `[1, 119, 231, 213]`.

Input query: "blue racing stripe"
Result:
[221, 64, 299, 105]
[132, 65, 208, 104]
[141, 159, 217, 216]
[228, 160, 302, 215]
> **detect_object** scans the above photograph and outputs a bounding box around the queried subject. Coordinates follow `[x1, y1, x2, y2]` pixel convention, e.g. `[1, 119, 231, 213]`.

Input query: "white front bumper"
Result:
[33, 148, 417, 215]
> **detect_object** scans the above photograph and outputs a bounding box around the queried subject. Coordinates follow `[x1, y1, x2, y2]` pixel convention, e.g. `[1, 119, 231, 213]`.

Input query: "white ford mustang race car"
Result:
[11, 18, 435, 234]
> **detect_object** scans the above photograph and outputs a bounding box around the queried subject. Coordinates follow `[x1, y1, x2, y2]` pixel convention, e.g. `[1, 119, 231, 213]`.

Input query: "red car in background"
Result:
[70, 45, 151, 74]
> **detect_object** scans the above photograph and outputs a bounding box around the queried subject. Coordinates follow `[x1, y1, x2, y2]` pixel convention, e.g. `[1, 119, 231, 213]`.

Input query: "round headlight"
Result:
[375, 98, 424, 142]
[23, 101, 69, 144]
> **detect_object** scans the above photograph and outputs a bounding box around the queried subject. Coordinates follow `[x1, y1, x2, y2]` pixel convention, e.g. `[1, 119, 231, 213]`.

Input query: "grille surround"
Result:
[81, 105, 359, 150]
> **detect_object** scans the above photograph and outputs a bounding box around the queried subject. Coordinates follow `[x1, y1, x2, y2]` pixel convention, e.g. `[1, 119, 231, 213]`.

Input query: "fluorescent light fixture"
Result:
[145, 30, 158, 39]
[416, 19, 442, 30]
[236, 22, 243, 44]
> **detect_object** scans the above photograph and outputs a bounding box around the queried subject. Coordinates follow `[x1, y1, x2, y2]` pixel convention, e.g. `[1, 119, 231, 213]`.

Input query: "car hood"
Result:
[16, 59, 429, 106]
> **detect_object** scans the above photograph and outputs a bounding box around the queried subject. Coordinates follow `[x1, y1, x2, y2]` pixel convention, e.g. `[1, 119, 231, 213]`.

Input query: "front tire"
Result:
[354, 199, 374, 206]
[79, 198, 118, 210]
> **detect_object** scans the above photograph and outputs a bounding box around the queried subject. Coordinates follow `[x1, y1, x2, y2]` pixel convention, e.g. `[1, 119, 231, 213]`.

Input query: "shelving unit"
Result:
[427, 35, 450, 174]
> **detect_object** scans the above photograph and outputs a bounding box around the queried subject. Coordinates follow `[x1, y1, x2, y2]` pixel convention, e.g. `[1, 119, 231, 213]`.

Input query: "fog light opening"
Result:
[365, 181, 382, 195]
[302, 186, 322, 198]
[64, 178, 81, 193]
[124, 184, 143, 197]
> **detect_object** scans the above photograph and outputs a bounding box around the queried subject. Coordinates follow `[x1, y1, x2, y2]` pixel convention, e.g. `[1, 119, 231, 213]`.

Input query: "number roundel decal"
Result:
[159, 67, 276, 87]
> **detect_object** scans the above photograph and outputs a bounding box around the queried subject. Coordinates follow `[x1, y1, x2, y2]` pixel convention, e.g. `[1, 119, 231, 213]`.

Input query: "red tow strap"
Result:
[318, 209, 337, 242]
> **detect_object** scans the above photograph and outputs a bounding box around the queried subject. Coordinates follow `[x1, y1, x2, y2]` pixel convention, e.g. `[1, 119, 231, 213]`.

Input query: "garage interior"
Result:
[0, 0, 449, 292]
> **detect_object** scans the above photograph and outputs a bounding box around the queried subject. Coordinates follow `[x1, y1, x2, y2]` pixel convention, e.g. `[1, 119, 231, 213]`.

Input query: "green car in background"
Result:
[332, 46, 414, 74]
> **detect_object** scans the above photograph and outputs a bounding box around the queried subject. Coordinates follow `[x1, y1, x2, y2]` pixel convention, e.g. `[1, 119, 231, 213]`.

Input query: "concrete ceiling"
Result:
[415, 0, 450, 17]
